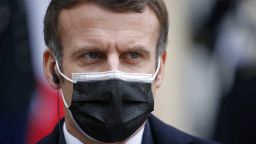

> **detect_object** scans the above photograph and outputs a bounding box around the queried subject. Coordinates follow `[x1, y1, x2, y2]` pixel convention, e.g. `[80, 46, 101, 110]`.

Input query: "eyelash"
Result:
[81, 52, 104, 59]
[124, 52, 143, 59]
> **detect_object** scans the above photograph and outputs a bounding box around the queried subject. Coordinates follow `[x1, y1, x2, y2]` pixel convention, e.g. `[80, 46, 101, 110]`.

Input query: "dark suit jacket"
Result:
[37, 115, 218, 144]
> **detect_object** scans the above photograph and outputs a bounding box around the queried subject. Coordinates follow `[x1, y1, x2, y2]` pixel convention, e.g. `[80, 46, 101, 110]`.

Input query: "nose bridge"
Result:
[104, 44, 119, 71]
[106, 53, 119, 71]
[104, 34, 120, 71]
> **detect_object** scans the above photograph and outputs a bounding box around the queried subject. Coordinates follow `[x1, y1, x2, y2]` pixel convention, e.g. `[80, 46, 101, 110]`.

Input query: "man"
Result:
[39, 0, 218, 143]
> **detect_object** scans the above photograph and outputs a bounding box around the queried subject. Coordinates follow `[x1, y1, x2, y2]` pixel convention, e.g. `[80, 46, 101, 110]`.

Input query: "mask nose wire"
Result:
[150, 57, 161, 82]
[55, 57, 161, 84]
[55, 60, 76, 83]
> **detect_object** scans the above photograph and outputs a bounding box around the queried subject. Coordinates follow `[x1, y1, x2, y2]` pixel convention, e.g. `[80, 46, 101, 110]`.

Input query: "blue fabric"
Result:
[142, 115, 219, 144]
[38, 115, 219, 144]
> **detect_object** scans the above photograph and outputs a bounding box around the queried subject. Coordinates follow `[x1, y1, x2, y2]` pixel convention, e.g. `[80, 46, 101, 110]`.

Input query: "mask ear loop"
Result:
[55, 60, 72, 108]
[55, 60, 76, 83]
[150, 57, 161, 81]
[60, 90, 70, 109]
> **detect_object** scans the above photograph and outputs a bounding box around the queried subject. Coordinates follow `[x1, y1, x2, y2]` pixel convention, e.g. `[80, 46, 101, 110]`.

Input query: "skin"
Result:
[44, 2, 166, 144]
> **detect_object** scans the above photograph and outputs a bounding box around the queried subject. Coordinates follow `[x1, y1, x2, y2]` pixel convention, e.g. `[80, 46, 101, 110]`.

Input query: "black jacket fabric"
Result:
[37, 115, 218, 144]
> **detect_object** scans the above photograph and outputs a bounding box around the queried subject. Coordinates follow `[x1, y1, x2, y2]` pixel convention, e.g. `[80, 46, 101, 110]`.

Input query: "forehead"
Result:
[58, 2, 160, 41]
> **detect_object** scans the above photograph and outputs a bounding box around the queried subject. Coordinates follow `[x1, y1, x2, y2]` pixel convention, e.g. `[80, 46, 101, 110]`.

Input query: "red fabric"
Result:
[26, 80, 64, 144]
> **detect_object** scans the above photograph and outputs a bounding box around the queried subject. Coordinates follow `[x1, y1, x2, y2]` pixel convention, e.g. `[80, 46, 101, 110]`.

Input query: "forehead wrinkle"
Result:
[59, 14, 149, 42]
[58, 2, 160, 57]
[60, 3, 159, 34]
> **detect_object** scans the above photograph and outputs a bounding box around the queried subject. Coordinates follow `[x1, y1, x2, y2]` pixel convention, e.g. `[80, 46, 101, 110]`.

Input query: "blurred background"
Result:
[0, 0, 255, 143]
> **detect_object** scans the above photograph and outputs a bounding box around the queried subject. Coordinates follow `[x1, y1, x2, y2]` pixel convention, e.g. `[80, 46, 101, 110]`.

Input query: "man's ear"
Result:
[43, 48, 60, 89]
[155, 50, 167, 89]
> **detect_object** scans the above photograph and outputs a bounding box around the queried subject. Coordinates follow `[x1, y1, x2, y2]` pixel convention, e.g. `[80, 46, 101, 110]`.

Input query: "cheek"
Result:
[61, 82, 73, 106]
[151, 82, 157, 98]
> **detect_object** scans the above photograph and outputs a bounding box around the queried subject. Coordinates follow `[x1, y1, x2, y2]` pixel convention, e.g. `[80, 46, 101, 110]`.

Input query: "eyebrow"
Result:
[70, 45, 151, 59]
[70, 45, 104, 60]
[126, 45, 151, 57]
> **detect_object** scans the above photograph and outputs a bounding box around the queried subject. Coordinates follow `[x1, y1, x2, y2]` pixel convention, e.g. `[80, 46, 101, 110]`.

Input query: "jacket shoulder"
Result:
[148, 115, 219, 144]
[37, 134, 57, 144]
[36, 119, 65, 144]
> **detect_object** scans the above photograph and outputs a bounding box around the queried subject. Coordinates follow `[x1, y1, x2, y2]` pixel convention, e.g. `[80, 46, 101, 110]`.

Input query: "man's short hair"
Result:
[44, 0, 169, 65]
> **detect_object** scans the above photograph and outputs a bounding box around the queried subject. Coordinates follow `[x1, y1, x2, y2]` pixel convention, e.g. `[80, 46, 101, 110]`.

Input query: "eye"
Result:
[120, 51, 145, 65]
[126, 52, 142, 59]
[82, 52, 104, 60]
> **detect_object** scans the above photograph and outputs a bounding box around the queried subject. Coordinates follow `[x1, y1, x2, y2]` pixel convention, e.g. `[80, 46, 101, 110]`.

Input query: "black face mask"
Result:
[68, 79, 154, 143]
[56, 59, 160, 143]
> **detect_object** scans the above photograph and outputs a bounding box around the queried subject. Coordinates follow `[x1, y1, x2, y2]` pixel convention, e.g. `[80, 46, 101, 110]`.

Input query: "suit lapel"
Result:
[59, 120, 66, 144]
[142, 120, 155, 144]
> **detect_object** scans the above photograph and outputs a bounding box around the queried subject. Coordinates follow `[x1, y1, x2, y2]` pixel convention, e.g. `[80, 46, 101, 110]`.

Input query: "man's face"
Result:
[47, 2, 166, 106]
[43, 2, 166, 142]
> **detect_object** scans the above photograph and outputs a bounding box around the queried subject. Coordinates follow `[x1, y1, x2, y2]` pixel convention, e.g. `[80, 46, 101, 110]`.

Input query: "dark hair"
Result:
[44, 0, 169, 65]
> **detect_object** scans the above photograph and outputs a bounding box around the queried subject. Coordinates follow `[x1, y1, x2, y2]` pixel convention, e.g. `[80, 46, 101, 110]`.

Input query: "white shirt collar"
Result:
[63, 122, 83, 144]
[63, 122, 144, 144]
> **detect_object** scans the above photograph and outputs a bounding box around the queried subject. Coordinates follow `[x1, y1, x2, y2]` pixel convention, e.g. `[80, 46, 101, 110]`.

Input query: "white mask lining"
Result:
[55, 58, 161, 84]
